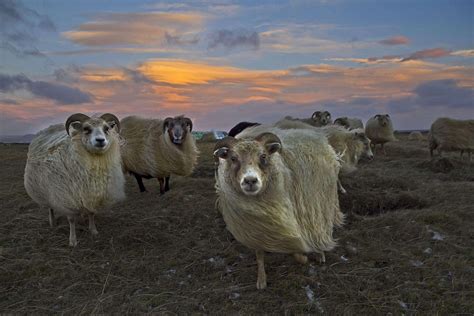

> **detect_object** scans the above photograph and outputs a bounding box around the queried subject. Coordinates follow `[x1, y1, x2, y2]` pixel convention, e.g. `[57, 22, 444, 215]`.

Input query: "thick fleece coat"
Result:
[215, 126, 343, 255]
[365, 115, 396, 145]
[120, 116, 199, 179]
[429, 118, 474, 156]
[24, 124, 125, 218]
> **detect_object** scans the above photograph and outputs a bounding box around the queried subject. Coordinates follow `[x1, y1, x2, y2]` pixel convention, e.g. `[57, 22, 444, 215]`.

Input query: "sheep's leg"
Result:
[132, 173, 147, 192]
[164, 176, 171, 192]
[67, 215, 78, 247]
[460, 150, 464, 158]
[337, 179, 347, 194]
[256, 250, 267, 290]
[88, 214, 98, 236]
[381, 143, 386, 155]
[49, 208, 56, 227]
[318, 251, 326, 263]
[158, 178, 166, 195]
[293, 253, 308, 264]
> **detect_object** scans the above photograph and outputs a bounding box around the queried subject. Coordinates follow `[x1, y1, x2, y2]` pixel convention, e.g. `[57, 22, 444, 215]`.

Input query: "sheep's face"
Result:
[66, 113, 120, 154]
[214, 133, 282, 196]
[312, 111, 332, 126]
[375, 114, 391, 127]
[164, 116, 193, 145]
[353, 131, 373, 160]
[334, 117, 349, 129]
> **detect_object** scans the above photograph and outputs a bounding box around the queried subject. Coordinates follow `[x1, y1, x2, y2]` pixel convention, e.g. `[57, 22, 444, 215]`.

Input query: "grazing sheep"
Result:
[120, 115, 199, 193]
[214, 125, 343, 289]
[365, 114, 396, 155]
[286, 110, 332, 127]
[429, 118, 474, 160]
[334, 117, 364, 130]
[228, 121, 261, 137]
[408, 131, 424, 141]
[24, 113, 125, 247]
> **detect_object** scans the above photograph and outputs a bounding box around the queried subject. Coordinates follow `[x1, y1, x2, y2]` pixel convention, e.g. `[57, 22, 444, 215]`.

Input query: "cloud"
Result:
[450, 49, 474, 57]
[378, 35, 410, 45]
[208, 29, 259, 50]
[63, 12, 205, 47]
[0, 73, 92, 104]
[413, 79, 474, 108]
[402, 48, 451, 61]
[324, 56, 402, 64]
[0, 0, 56, 57]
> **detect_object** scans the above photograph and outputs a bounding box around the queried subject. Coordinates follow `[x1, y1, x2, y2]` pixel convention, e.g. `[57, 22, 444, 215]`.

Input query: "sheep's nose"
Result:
[243, 177, 258, 185]
[95, 138, 106, 146]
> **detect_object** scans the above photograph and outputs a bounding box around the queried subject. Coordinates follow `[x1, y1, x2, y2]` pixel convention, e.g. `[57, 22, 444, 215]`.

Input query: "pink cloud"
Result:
[378, 35, 410, 46]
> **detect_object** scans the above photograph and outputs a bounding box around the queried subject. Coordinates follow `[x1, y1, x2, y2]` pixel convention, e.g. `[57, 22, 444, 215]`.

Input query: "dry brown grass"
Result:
[1, 133, 473, 314]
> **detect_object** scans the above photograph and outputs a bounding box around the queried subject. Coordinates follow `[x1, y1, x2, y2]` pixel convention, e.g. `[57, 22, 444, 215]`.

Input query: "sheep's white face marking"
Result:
[76, 119, 114, 154]
[239, 166, 263, 196]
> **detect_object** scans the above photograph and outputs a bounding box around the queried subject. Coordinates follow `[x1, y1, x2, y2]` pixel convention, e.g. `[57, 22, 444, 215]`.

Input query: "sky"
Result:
[0, 0, 473, 135]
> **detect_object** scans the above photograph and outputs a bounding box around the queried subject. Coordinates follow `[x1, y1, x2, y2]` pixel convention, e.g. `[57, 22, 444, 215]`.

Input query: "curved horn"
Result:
[163, 117, 173, 132]
[65, 113, 90, 135]
[255, 132, 282, 154]
[312, 111, 321, 120]
[184, 117, 193, 132]
[100, 113, 120, 132]
[214, 136, 237, 159]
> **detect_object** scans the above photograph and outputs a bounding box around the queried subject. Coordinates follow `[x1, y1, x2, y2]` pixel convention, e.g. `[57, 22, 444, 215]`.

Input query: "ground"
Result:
[0, 133, 473, 314]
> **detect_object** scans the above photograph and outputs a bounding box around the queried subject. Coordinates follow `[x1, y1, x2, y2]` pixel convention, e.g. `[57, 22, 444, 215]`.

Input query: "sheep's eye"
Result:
[83, 127, 92, 134]
[104, 126, 110, 133]
[230, 156, 237, 162]
[260, 154, 267, 165]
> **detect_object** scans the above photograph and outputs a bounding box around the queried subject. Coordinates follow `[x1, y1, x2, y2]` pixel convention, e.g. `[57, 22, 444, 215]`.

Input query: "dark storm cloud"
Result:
[0, 0, 56, 57]
[0, 73, 92, 104]
[208, 29, 259, 50]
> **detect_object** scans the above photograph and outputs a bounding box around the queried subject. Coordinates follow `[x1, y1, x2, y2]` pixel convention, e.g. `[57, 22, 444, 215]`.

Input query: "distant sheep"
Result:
[429, 117, 474, 160]
[365, 114, 396, 155]
[24, 113, 125, 247]
[228, 121, 261, 137]
[120, 115, 199, 193]
[334, 117, 364, 130]
[408, 131, 425, 141]
[286, 110, 332, 127]
[214, 125, 343, 289]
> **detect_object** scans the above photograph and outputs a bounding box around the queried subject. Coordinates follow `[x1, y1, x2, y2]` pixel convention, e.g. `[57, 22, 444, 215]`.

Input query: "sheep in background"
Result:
[214, 125, 343, 289]
[334, 117, 364, 130]
[120, 115, 199, 194]
[24, 113, 125, 247]
[228, 121, 261, 137]
[429, 117, 474, 160]
[286, 110, 332, 127]
[408, 131, 425, 141]
[365, 114, 396, 155]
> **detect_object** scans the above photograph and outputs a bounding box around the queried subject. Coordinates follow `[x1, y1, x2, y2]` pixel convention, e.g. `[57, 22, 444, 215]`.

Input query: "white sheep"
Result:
[365, 114, 396, 155]
[429, 117, 474, 160]
[408, 131, 424, 141]
[334, 117, 364, 130]
[120, 115, 199, 193]
[214, 125, 343, 289]
[24, 113, 125, 247]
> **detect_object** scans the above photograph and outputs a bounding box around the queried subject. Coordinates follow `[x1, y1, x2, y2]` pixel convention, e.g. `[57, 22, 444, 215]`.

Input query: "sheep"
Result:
[365, 114, 396, 155]
[286, 110, 332, 127]
[120, 115, 199, 194]
[24, 113, 125, 247]
[228, 121, 261, 137]
[408, 131, 424, 141]
[214, 125, 343, 289]
[321, 126, 373, 193]
[429, 117, 474, 160]
[334, 117, 364, 130]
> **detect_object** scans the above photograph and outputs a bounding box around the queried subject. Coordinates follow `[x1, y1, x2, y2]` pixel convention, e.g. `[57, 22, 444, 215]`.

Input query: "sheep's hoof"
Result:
[90, 228, 99, 236]
[256, 279, 267, 290]
[339, 187, 347, 194]
[293, 253, 308, 264]
[69, 239, 78, 247]
[319, 252, 326, 264]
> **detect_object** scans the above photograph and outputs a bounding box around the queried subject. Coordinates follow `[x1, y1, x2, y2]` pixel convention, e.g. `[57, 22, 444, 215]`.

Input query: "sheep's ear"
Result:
[184, 117, 193, 132]
[214, 136, 236, 159]
[312, 111, 321, 120]
[385, 114, 390, 118]
[65, 113, 89, 135]
[256, 132, 282, 155]
[374, 114, 380, 119]
[163, 117, 173, 132]
[101, 113, 120, 132]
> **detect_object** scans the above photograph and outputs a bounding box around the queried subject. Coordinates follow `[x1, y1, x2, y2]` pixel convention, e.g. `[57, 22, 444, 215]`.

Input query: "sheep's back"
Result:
[431, 118, 474, 150]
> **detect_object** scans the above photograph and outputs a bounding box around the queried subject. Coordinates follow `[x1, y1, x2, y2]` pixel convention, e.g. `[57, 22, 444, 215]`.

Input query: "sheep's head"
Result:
[352, 130, 373, 160]
[312, 110, 332, 126]
[375, 114, 391, 127]
[164, 115, 193, 145]
[214, 133, 282, 196]
[65, 113, 120, 154]
[334, 117, 349, 129]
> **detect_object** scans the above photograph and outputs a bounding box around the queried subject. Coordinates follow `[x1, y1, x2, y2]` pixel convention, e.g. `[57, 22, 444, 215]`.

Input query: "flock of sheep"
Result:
[23, 110, 474, 289]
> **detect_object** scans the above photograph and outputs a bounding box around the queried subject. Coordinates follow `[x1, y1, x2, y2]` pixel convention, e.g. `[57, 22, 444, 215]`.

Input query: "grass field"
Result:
[0, 133, 473, 314]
